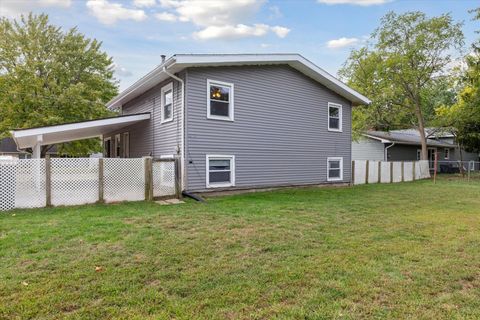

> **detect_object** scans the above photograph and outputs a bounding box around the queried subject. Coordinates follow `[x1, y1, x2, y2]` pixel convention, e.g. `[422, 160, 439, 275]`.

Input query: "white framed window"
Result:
[103, 137, 111, 158]
[206, 155, 235, 188]
[122, 132, 129, 158]
[207, 79, 234, 121]
[444, 148, 450, 160]
[327, 157, 343, 181]
[114, 134, 121, 158]
[161, 82, 173, 123]
[416, 149, 421, 161]
[328, 102, 342, 132]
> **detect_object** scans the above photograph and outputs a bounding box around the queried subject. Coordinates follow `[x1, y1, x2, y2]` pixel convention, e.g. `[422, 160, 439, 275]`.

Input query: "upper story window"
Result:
[327, 157, 343, 181]
[161, 83, 173, 123]
[328, 102, 342, 132]
[207, 79, 234, 121]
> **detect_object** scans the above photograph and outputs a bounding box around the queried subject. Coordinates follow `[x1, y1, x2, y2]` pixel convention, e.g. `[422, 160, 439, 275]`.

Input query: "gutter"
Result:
[163, 65, 185, 192]
[384, 142, 395, 161]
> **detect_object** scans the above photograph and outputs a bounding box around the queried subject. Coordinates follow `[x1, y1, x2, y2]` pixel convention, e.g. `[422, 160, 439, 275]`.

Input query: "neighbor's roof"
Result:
[107, 53, 371, 109]
[390, 128, 455, 139]
[365, 130, 455, 148]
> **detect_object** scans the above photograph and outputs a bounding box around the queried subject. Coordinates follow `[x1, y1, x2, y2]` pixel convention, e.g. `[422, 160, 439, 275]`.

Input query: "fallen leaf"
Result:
[21, 281, 28, 286]
[95, 266, 103, 272]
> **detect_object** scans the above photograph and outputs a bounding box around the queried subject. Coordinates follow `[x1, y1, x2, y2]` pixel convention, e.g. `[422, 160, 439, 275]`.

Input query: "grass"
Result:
[1, 175, 480, 319]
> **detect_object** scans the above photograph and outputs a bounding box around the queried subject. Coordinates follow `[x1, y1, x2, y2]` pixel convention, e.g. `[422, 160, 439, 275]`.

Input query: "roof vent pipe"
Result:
[161, 55, 166, 64]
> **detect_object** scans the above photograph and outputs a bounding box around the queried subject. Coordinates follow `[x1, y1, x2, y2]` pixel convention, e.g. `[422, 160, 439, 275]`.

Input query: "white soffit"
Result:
[107, 54, 371, 109]
[11, 113, 150, 149]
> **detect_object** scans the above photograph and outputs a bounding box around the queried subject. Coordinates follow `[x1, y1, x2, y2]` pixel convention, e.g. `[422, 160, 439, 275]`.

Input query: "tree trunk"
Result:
[414, 104, 428, 160]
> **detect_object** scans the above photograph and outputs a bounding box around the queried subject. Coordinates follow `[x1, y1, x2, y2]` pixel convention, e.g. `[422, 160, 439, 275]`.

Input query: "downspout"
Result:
[163, 66, 185, 191]
[384, 142, 395, 161]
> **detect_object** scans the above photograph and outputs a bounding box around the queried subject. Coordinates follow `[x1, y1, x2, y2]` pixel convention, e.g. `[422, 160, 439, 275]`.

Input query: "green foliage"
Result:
[340, 11, 464, 150]
[0, 14, 118, 156]
[436, 8, 480, 153]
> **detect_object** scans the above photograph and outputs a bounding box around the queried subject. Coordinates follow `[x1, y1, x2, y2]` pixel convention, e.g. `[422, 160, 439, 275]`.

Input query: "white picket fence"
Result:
[352, 160, 430, 185]
[0, 157, 177, 211]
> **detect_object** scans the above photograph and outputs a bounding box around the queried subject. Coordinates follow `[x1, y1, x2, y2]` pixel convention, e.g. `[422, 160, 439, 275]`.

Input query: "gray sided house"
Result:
[14, 54, 368, 193]
[103, 54, 370, 192]
[352, 129, 480, 171]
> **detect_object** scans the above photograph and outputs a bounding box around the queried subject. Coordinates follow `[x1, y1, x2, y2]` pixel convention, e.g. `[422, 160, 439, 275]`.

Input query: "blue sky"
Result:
[1, 0, 478, 91]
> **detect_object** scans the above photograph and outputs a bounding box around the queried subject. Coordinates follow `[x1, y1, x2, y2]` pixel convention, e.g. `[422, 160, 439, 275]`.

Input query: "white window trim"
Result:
[206, 154, 235, 188]
[160, 154, 175, 159]
[327, 157, 343, 182]
[114, 134, 121, 158]
[327, 102, 343, 132]
[103, 137, 111, 158]
[207, 79, 234, 121]
[416, 149, 421, 161]
[160, 82, 174, 124]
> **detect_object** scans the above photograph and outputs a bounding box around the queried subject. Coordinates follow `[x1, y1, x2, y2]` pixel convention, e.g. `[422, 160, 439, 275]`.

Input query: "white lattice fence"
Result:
[15, 159, 47, 209]
[51, 158, 99, 206]
[353, 160, 430, 185]
[103, 158, 145, 203]
[0, 160, 17, 211]
[152, 161, 176, 197]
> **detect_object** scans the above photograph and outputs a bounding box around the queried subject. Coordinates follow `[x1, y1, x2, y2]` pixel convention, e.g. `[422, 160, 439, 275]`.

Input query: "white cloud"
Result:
[0, 0, 71, 17]
[158, 0, 290, 40]
[260, 43, 270, 48]
[86, 0, 147, 25]
[318, 0, 390, 5]
[268, 5, 283, 19]
[194, 24, 270, 40]
[155, 12, 177, 22]
[326, 37, 360, 49]
[271, 26, 290, 38]
[113, 64, 133, 77]
[133, 0, 156, 7]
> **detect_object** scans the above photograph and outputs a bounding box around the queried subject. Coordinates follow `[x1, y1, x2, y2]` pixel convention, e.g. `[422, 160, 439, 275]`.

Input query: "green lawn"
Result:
[1, 176, 480, 319]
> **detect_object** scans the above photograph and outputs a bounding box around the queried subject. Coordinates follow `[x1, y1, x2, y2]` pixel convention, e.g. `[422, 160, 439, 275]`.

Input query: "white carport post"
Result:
[32, 134, 43, 159]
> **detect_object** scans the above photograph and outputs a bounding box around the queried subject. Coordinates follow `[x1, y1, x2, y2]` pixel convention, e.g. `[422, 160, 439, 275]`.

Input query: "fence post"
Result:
[174, 158, 182, 199]
[378, 162, 381, 184]
[45, 155, 52, 207]
[144, 157, 153, 201]
[351, 161, 355, 185]
[390, 162, 393, 183]
[365, 160, 369, 184]
[401, 161, 404, 182]
[98, 158, 104, 203]
[412, 161, 416, 181]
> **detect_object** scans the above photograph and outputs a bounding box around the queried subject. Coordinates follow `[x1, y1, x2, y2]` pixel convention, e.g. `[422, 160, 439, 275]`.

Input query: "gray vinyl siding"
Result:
[103, 74, 184, 158]
[352, 138, 385, 161]
[184, 65, 352, 192]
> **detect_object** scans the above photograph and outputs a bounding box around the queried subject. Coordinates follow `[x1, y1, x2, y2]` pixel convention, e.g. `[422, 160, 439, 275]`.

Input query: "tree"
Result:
[436, 8, 480, 154]
[340, 11, 464, 159]
[0, 14, 118, 156]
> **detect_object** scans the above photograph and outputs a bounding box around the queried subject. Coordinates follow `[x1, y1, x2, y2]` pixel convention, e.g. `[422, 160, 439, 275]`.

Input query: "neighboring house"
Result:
[1, 137, 57, 159]
[11, 54, 370, 193]
[352, 129, 479, 171]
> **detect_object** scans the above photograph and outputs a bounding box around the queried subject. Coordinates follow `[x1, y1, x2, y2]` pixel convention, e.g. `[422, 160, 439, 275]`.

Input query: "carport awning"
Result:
[11, 113, 150, 150]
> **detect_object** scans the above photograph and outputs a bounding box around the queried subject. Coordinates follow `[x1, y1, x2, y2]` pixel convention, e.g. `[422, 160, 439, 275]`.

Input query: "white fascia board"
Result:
[12, 113, 151, 139]
[363, 133, 392, 144]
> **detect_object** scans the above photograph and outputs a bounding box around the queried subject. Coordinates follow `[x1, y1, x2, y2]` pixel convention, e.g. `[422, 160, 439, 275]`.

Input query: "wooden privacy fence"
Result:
[352, 160, 430, 185]
[0, 157, 179, 211]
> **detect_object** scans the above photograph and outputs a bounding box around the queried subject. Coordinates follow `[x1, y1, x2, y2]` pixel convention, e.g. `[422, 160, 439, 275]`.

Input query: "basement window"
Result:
[327, 157, 343, 181]
[206, 155, 235, 188]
